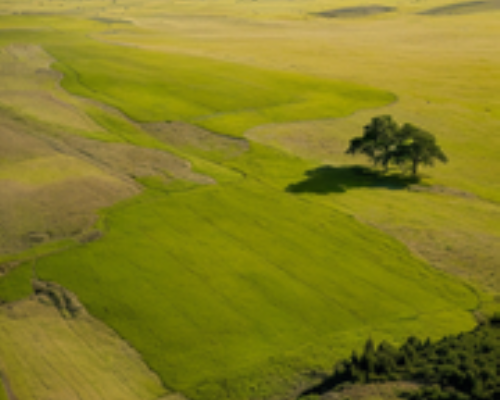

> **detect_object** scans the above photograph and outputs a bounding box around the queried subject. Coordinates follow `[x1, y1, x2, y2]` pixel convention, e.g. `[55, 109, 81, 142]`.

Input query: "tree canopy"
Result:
[300, 317, 500, 400]
[346, 115, 448, 175]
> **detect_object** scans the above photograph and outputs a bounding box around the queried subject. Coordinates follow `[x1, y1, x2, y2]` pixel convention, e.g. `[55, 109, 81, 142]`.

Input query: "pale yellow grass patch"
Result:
[0, 154, 121, 185]
[0, 110, 138, 256]
[61, 134, 215, 185]
[0, 297, 169, 400]
[0, 44, 103, 132]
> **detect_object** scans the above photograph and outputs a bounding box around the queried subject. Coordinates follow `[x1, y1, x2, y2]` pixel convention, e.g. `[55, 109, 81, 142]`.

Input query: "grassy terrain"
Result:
[0, 1, 498, 400]
[0, 298, 170, 400]
[0, 378, 7, 400]
[0, 106, 137, 256]
[48, 36, 393, 136]
[13, 179, 477, 399]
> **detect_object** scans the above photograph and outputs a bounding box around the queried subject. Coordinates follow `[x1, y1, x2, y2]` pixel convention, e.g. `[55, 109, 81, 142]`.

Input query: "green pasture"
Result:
[0, 16, 393, 137]
[1, 170, 478, 398]
[48, 38, 393, 136]
[0, 4, 498, 400]
[0, 14, 391, 136]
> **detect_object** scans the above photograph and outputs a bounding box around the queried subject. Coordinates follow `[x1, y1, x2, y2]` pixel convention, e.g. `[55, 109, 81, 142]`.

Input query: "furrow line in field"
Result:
[260, 181, 476, 310]
[138, 230, 254, 332]
[190, 182, 424, 316]
[27, 320, 88, 400]
[0, 319, 52, 398]
[0, 365, 18, 400]
[181, 202, 368, 326]
[50, 317, 110, 400]
[64, 315, 161, 400]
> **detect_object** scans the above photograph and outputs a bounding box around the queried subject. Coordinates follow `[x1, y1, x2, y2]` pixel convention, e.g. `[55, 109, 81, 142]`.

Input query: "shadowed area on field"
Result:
[313, 5, 396, 18]
[286, 165, 418, 194]
[419, 0, 500, 15]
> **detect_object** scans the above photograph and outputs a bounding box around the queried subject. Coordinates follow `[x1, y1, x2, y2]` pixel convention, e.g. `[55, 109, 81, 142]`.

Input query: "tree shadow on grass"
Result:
[286, 165, 419, 194]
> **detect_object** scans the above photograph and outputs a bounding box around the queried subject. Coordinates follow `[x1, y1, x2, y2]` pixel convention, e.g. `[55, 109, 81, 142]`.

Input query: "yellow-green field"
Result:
[0, 0, 499, 399]
[0, 297, 172, 400]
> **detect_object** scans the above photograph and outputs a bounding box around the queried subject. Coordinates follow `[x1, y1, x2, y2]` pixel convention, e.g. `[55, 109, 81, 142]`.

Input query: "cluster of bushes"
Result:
[302, 317, 500, 400]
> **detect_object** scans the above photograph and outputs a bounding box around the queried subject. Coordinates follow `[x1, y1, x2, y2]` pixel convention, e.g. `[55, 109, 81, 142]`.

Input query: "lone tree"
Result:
[346, 115, 399, 171]
[346, 116, 448, 176]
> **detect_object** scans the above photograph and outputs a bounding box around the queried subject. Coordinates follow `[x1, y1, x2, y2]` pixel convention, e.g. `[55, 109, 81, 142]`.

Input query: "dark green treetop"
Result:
[346, 116, 448, 176]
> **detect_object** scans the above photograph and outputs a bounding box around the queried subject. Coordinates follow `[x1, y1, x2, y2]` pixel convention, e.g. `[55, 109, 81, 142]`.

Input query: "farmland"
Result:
[0, 1, 499, 400]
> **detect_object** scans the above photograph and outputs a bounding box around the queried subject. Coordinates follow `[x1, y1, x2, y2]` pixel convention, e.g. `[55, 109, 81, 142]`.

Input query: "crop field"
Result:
[0, 297, 172, 400]
[0, 0, 499, 400]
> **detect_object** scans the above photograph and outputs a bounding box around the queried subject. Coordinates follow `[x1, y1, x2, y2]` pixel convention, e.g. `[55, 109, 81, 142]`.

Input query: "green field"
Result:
[29, 181, 480, 396]
[0, 1, 499, 399]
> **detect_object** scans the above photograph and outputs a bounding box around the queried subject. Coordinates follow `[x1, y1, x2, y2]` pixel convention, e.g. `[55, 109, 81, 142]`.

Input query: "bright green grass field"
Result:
[0, 12, 482, 400]
[44, 31, 393, 136]
[6, 174, 475, 399]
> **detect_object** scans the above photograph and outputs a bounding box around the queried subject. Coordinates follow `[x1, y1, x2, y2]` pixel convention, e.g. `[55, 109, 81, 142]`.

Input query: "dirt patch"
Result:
[419, 0, 500, 15]
[143, 121, 249, 161]
[313, 5, 396, 18]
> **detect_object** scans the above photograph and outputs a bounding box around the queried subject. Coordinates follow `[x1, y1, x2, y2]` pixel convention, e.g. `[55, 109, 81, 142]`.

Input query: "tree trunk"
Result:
[412, 159, 418, 176]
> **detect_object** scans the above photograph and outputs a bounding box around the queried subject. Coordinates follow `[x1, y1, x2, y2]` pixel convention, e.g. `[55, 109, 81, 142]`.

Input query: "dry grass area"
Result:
[0, 43, 215, 259]
[0, 295, 172, 400]
[0, 110, 137, 257]
[0, 105, 214, 257]
[143, 122, 249, 162]
[58, 132, 215, 185]
[0, 44, 102, 133]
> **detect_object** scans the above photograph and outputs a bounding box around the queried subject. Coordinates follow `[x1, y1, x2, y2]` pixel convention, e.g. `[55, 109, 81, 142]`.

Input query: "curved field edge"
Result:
[0, 12, 487, 400]
[0, 298, 170, 400]
[0, 177, 478, 400]
[42, 32, 395, 137]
